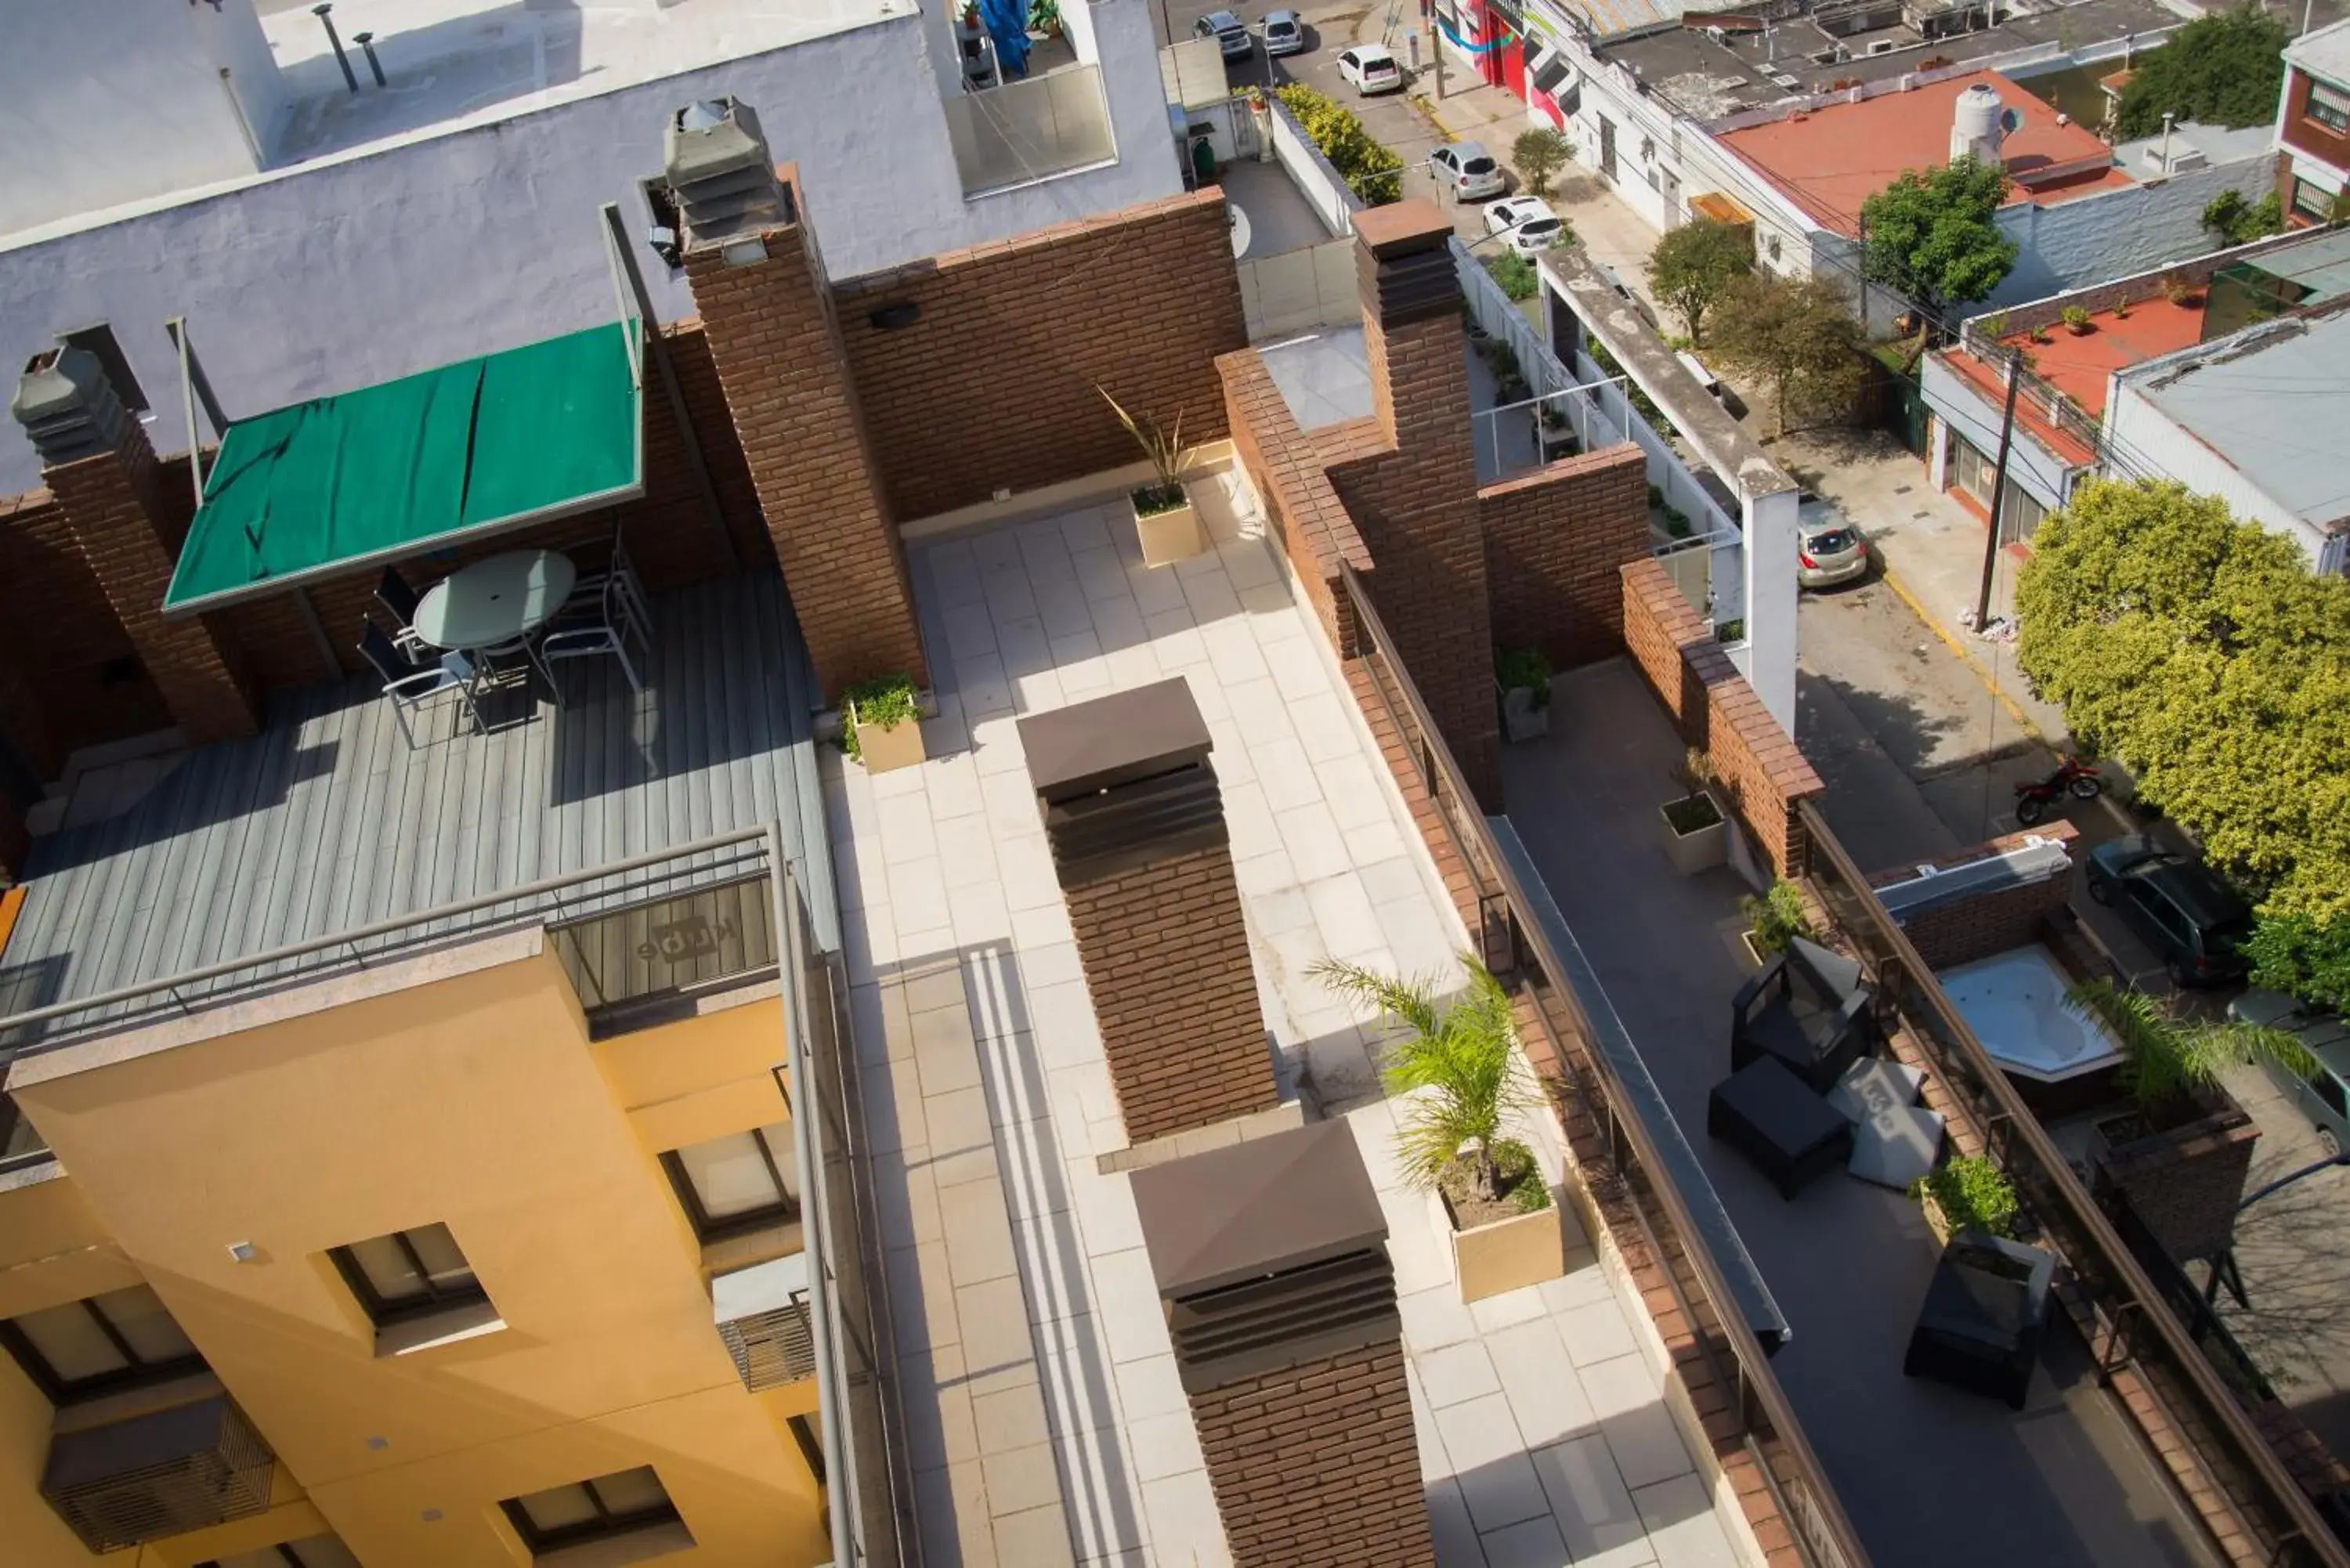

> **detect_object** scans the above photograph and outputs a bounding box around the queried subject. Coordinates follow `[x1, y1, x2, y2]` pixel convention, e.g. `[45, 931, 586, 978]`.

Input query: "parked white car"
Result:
[1195, 9, 1252, 60]
[1429, 140, 1506, 201]
[1483, 196, 1565, 255]
[1796, 511, 1869, 588]
[1337, 45, 1403, 95]
[1262, 9, 1306, 56]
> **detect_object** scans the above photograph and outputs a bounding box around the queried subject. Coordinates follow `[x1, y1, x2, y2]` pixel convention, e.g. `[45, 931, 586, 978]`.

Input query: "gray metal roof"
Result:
[2287, 15, 2350, 89]
[0, 572, 833, 1016]
[2123, 309, 2350, 527]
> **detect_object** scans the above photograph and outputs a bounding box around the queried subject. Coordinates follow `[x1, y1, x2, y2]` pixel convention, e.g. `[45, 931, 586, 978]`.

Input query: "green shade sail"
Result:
[164, 321, 642, 613]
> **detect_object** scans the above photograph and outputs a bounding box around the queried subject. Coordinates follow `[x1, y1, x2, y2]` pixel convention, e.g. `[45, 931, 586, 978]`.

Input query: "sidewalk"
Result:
[1772, 427, 2073, 750]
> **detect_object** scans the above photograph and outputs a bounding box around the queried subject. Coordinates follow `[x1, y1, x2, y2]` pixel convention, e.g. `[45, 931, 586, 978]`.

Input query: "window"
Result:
[328, 1223, 488, 1328]
[501, 1466, 682, 1557]
[787, 1414, 826, 1486]
[2314, 1071, 2348, 1119]
[662, 1121, 800, 1242]
[201, 1535, 361, 1568]
[2292, 176, 2337, 224]
[57, 324, 149, 414]
[2307, 77, 2350, 133]
[0, 1284, 206, 1404]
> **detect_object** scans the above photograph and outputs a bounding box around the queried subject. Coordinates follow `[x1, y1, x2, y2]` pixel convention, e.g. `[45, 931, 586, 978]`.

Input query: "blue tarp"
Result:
[982, 0, 1032, 74]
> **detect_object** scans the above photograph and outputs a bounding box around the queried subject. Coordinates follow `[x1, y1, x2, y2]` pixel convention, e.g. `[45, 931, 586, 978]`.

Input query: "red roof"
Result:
[1936, 288, 2211, 468]
[1717, 71, 2133, 239]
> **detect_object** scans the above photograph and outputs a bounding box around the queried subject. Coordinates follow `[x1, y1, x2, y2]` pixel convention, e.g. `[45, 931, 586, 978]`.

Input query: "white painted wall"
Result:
[2106, 379, 2334, 566]
[0, 0, 287, 235]
[1740, 486, 1798, 736]
[1987, 157, 2279, 305]
[1918, 352, 2073, 511]
[0, 7, 1182, 497]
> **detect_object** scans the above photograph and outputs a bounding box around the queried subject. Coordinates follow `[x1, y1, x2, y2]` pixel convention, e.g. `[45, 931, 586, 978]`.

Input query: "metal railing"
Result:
[1336, 563, 1869, 1568]
[1800, 799, 2350, 1567]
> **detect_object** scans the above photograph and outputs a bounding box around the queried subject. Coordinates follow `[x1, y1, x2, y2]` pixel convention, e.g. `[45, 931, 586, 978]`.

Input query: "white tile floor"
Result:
[826, 465, 1744, 1568]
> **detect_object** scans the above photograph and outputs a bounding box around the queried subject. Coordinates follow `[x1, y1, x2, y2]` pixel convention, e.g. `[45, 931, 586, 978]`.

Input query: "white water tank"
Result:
[1950, 81, 2007, 165]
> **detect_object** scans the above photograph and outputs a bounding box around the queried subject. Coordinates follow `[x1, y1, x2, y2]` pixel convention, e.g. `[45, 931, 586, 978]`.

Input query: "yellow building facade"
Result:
[0, 928, 830, 1568]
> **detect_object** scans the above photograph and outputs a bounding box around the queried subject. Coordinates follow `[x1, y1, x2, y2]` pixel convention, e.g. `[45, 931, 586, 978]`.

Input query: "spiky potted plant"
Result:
[1659, 746, 1726, 875]
[2070, 980, 2312, 1262]
[1311, 955, 1562, 1304]
[842, 672, 924, 773]
[1100, 387, 1204, 568]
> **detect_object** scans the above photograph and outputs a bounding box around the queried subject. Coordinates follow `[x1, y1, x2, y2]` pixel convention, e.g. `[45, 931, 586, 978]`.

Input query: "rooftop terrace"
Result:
[841, 467, 1759, 1567]
[0, 571, 832, 1038]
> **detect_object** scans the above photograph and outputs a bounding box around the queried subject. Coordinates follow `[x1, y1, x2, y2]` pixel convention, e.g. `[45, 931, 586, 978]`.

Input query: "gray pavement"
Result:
[1501, 659, 2219, 1568]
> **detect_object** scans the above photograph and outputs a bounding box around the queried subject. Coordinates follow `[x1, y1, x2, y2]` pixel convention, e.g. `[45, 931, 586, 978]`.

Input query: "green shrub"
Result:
[1484, 249, 1538, 302]
[1274, 85, 1403, 204]
[1495, 1139, 1554, 1212]
[1495, 647, 1552, 707]
[1912, 1155, 2019, 1239]
[1740, 878, 1814, 956]
[841, 673, 918, 762]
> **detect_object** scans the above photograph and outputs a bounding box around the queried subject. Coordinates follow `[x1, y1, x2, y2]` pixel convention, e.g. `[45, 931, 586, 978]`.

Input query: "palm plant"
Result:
[1311, 954, 1530, 1201]
[2066, 979, 2313, 1125]
[1098, 387, 1191, 509]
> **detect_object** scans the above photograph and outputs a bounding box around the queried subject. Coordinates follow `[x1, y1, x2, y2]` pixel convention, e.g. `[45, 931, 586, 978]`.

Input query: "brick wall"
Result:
[1187, 1336, 1436, 1568]
[1622, 558, 1820, 876]
[0, 488, 170, 768]
[835, 189, 1247, 523]
[1870, 822, 2081, 970]
[43, 422, 256, 746]
[685, 172, 926, 702]
[1480, 445, 1650, 670]
[2098, 1104, 2261, 1265]
[1217, 349, 1371, 656]
[1064, 842, 1274, 1144]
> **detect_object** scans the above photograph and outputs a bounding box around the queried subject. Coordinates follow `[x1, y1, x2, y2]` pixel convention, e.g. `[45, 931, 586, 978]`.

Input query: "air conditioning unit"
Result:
[714, 1252, 815, 1393]
[1866, 38, 1899, 55]
[1770, 71, 1802, 89]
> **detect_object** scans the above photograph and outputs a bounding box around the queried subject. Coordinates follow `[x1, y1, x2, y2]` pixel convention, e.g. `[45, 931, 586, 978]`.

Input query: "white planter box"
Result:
[1452, 1201, 1568, 1304]
[1659, 797, 1726, 876]
[855, 715, 925, 774]
[1502, 686, 1550, 743]
[1132, 485, 1206, 568]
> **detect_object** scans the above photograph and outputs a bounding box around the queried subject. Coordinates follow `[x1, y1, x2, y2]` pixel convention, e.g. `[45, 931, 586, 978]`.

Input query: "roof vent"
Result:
[662, 96, 794, 249]
[10, 348, 126, 467]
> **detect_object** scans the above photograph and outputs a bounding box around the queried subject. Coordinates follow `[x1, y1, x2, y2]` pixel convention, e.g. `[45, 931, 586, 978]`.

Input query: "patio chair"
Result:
[532, 578, 643, 704]
[374, 566, 428, 653]
[358, 620, 479, 747]
[1731, 936, 1877, 1093]
[566, 531, 652, 646]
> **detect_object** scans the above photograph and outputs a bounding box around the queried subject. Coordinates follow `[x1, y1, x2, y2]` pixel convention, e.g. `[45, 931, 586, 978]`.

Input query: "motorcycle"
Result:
[2013, 757, 2102, 826]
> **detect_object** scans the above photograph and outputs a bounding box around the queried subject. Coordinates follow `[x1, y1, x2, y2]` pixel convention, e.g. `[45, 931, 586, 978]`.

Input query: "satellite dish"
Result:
[2000, 107, 2023, 134]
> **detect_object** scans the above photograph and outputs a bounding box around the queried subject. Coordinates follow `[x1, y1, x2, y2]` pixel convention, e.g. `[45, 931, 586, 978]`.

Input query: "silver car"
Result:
[1430, 141, 1506, 201]
[1262, 9, 1306, 55]
[1796, 517, 1867, 588]
[1195, 9, 1252, 60]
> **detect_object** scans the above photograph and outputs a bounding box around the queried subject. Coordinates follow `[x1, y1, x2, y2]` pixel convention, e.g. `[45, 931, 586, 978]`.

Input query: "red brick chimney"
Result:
[663, 97, 927, 700]
[1018, 678, 1277, 1147]
[1324, 201, 1500, 807]
[11, 349, 258, 746]
[1133, 1119, 1435, 1567]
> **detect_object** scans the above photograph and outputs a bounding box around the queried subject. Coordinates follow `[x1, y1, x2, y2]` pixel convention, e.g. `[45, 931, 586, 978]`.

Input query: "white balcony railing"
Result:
[943, 63, 1115, 196]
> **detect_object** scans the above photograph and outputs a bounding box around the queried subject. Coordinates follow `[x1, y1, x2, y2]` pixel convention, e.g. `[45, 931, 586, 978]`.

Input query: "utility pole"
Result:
[1428, 0, 1445, 100]
[1973, 353, 2023, 630]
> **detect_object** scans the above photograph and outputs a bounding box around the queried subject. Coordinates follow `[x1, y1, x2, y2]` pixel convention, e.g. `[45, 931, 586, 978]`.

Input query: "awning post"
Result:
[602, 201, 737, 569]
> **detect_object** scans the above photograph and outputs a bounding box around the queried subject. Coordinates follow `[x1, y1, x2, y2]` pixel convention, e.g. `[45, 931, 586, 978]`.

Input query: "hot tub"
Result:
[1936, 946, 2122, 1084]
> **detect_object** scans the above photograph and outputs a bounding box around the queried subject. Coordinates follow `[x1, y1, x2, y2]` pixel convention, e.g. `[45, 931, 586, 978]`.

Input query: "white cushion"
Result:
[1826, 1056, 1925, 1124]
[1847, 1104, 1946, 1190]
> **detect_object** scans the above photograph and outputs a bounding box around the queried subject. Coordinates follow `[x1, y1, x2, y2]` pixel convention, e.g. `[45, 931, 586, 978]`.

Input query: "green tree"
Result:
[1512, 127, 1571, 197]
[2248, 914, 2350, 1010]
[1645, 218, 1752, 346]
[2115, 6, 2290, 139]
[1311, 955, 1530, 1200]
[1708, 273, 1864, 429]
[1858, 157, 2018, 316]
[2204, 188, 2286, 246]
[1275, 85, 1403, 204]
[2015, 479, 2350, 926]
